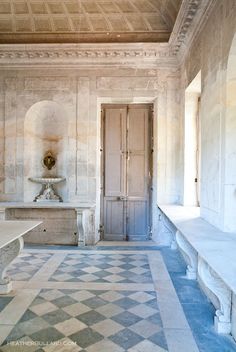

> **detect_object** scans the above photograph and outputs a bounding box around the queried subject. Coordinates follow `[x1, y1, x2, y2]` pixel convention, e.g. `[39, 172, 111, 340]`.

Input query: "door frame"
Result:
[99, 103, 154, 241]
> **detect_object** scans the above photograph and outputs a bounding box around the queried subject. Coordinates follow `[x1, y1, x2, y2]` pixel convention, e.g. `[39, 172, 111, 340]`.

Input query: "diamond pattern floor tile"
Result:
[1, 250, 169, 352]
[6, 253, 52, 281]
[1, 288, 167, 351]
[49, 253, 153, 283]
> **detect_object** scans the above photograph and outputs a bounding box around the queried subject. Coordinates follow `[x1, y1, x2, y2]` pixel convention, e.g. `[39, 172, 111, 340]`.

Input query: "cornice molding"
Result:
[0, 1, 218, 69]
[170, 0, 217, 61]
[0, 43, 176, 69]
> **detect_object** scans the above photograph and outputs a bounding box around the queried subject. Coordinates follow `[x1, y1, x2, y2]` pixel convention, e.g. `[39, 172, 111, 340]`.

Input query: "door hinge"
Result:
[98, 225, 104, 235]
[148, 226, 152, 240]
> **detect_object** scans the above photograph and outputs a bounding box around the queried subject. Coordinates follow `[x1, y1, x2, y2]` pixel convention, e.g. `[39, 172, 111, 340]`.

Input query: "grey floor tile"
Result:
[51, 296, 78, 308]
[82, 297, 107, 309]
[69, 327, 103, 348]
[76, 310, 106, 326]
[147, 313, 163, 326]
[42, 309, 71, 325]
[111, 311, 142, 327]
[0, 297, 14, 313]
[110, 328, 144, 350]
[30, 327, 64, 344]
[115, 298, 138, 309]
[18, 310, 38, 323]
[148, 331, 169, 350]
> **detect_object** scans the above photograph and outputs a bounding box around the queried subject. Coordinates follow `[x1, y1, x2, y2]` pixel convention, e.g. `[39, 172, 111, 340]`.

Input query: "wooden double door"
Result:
[101, 104, 152, 241]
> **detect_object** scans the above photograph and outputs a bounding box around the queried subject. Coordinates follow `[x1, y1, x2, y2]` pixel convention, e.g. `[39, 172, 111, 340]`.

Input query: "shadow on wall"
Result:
[24, 100, 68, 202]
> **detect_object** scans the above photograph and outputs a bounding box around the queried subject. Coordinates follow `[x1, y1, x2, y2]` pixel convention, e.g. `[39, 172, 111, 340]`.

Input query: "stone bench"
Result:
[158, 205, 236, 339]
[0, 220, 41, 294]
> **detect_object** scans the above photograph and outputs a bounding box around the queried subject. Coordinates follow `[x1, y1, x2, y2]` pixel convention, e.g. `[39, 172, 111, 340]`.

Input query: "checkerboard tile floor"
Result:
[1, 246, 235, 352]
[49, 253, 153, 283]
[1, 289, 168, 351]
[6, 253, 53, 281]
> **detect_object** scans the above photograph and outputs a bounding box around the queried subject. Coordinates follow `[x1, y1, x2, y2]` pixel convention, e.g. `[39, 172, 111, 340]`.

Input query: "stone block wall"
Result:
[0, 65, 181, 242]
[180, 0, 236, 232]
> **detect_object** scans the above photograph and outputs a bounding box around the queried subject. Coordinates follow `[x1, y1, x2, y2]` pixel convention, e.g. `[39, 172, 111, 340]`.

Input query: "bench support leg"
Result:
[75, 209, 85, 246]
[198, 257, 231, 334]
[159, 213, 176, 247]
[75, 207, 95, 246]
[176, 230, 198, 279]
[0, 237, 24, 294]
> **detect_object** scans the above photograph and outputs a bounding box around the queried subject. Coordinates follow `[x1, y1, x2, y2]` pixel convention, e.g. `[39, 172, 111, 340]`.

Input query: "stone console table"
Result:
[0, 203, 95, 246]
[157, 205, 236, 338]
[0, 220, 41, 294]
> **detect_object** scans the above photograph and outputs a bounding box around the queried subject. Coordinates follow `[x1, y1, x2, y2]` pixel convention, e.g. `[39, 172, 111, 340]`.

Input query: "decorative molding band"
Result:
[198, 257, 232, 334]
[170, 0, 217, 59]
[0, 43, 176, 68]
[176, 230, 198, 280]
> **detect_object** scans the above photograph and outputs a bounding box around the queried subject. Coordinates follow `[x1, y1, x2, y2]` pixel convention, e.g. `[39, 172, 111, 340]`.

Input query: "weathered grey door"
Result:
[102, 104, 152, 241]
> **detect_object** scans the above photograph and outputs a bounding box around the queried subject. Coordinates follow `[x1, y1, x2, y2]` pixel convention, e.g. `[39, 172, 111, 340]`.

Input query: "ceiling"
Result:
[0, 0, 183, 43]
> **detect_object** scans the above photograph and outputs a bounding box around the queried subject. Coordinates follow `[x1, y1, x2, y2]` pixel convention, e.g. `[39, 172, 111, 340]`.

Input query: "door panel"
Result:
[104, 199, 124, 240]
[128, 154, 146, 196]
[127, 201, 148, 240]
[104, 108, 126, 197]
[102, 104, 152, 241]
[128, 108, 146, 151]
[127, 107, 149, 239]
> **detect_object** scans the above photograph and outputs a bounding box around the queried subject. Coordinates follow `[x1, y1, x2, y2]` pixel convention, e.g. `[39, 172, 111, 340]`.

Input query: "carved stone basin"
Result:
[29, 177, 66, 202]
[29, 177, 65, 185]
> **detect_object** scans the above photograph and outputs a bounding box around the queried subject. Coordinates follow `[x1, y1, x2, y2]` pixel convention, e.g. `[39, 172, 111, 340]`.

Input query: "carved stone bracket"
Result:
[170, 229, 178, 251]
[75, 207, 95, 246]
[0, 237, 24, 294]
[82, 208, 95, 246]
[75, 209, 85, 246]
[158, 211, 177, 247]
[0, 208, 6, 220]
[198, 257, 231, 334]
[176, 230, 198, 279]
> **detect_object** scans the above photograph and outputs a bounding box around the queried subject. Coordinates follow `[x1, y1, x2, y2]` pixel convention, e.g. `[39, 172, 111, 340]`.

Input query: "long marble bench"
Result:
[158, 205, 236, 338]
[0, 220, 41, 294]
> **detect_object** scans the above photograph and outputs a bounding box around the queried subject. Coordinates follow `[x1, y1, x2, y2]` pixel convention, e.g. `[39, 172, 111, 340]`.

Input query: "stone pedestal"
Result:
[0, 237, 24, 294]
[214, 315, 231, 334]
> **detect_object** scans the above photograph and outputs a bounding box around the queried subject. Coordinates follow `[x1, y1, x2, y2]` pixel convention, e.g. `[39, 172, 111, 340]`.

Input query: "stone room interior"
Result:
[0, 0, 236, 351]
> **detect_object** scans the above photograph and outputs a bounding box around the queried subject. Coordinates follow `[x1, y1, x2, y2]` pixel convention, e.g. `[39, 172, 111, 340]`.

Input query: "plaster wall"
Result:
[0, 66, 181, 243]
[180, 0, 236, 232]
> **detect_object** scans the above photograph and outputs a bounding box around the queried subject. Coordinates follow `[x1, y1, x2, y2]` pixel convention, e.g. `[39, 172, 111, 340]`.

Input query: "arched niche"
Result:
[24, 100, 68, 202]
[223, 33, 236, 231]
